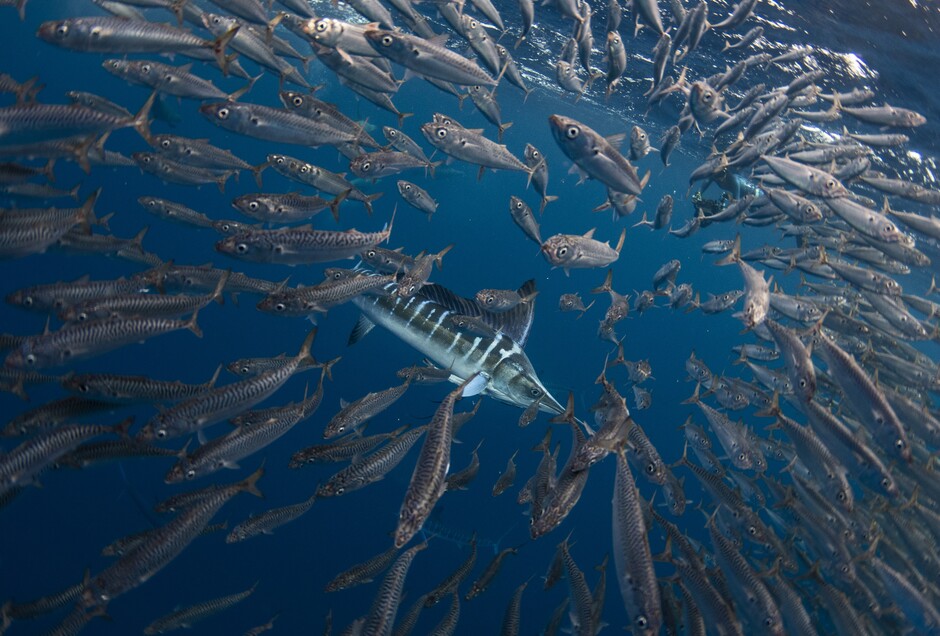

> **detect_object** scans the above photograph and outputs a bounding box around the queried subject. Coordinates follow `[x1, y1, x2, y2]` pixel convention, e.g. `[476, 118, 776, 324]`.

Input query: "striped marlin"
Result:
[351, 276, 566, 416]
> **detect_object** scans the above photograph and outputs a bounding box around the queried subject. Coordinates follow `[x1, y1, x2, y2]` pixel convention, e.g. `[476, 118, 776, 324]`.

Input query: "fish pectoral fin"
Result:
[449, 373, 488, 397]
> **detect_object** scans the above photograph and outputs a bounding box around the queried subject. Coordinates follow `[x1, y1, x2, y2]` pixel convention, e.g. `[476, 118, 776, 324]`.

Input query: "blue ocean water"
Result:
[1, 0, 939, 634]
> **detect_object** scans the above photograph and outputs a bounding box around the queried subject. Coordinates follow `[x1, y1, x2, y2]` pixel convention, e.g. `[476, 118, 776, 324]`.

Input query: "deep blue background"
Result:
[1, 0, 938, 634]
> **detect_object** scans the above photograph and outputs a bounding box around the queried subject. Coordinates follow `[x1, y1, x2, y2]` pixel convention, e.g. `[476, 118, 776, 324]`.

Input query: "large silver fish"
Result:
[350, 274, 565, 416]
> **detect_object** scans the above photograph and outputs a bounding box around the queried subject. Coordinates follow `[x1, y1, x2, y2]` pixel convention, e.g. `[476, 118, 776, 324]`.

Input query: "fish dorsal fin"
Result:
[583, 228, 596, 239]
[605, 133, 627, 148]
[418, 280, 537, 347]
[499, 279, 537, 346]
[348, 314, 375, 346]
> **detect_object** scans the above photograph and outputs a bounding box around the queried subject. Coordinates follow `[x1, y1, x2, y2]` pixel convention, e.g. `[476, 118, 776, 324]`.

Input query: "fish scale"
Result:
[216, 224, 392, 265]
[226, 493, 317, 543]
[0, 421, 120, 494]
[5, 312, 201, 369]
[86, 468, 262, 607]
[361, 542, 426, 636]
[142, 329, 316, 440]
[612, 449, 662, 636]
[394, 379, 472, 548]
[318, 425, 427, 496]
[425, 536, 476, 606]
[323, 377, 411, 438]
[325, 545, 401, 592]
[143, 584, 255, 634]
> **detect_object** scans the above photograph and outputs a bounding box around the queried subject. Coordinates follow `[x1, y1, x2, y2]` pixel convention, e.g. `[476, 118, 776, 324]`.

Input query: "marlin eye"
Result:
[530, 388, 541, 396]
[566, 126, 579, 139]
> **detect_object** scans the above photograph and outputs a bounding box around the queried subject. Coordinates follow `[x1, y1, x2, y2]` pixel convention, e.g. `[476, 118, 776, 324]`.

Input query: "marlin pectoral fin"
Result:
[460, 374, 489, 397]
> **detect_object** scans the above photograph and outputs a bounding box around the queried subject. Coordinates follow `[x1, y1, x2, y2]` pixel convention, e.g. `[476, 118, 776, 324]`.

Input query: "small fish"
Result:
[541, 228, 626, 275]
[143, 584, 256, 634]
[397, 180, 438, 217]
[549, 114, 649, 196]
[558, 293, 594, 317]
[216, 221, 393, 266]
[226, 493, 317, 543]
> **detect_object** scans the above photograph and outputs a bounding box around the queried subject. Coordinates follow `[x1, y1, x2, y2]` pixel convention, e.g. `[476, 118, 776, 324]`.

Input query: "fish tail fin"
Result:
[715, 233, 741, 266]
[296, 327, 318, 366]
[549, 391, 576, 425]
[363, 191, 383, 216]
[680, 382, 701, 405]
[229, 73, 261, 103]
[213, 25, 240, 76]
[539, 195, 558, 213]
[330, 189, 350, 223]
[317, 356, 341, 382]
[76, 188, 102, 232]
[210, 270, 231, 305]
[754, 391, 780, 418]
[239, 465, 265, 498]
[614, 228, 626, 254]
[397, 111, 414, 128]
[591, 269, 614, 294]
[185, 306, 203, 338]
[434, 243, 455, 269]
[632, 211, 653, 229]
[131, 91, 157, 145]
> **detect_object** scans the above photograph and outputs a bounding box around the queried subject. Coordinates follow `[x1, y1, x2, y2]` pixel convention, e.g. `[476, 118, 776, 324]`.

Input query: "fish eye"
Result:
[217, 108, 229, 119]
[212, 16, 221, 24]
[764, 618, 774, 627]
[556, 246, 568, 257]
[24, 354, 36, 365]
[469, 19, 477, 27]
[239, 366, 250, 374]
[185, 468, 196, 479]
[156, 429, 167, 439]
[366, 250, 377, 258]
[895, 438, 905, 449]
[274, 303, 286, 312]
[236, 243, 248, 253]
[748, 525, 757, 535]
[436, 128, 447, 139]
[22, 296, 33, 306]
[78, 383, 89, 393]
[837, 491, 846, 501]
[160, 139, 170, 148]
[530, 388, 541, 396]
[362, 161, 371, 171]
[636, 617, 648, 629]
[645, 463, 655, 474]
[55, 23, 69, 37]
[565, 126, 579, 139]
[141, 63, 151, 73]
[292, 96, 303, 106]
[248, 201, 259, 210]
[300, 165, 309, 173]
[381, 35, 393, 46]
[338, 425, 345, 433]
[403, 184, 411, 191]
